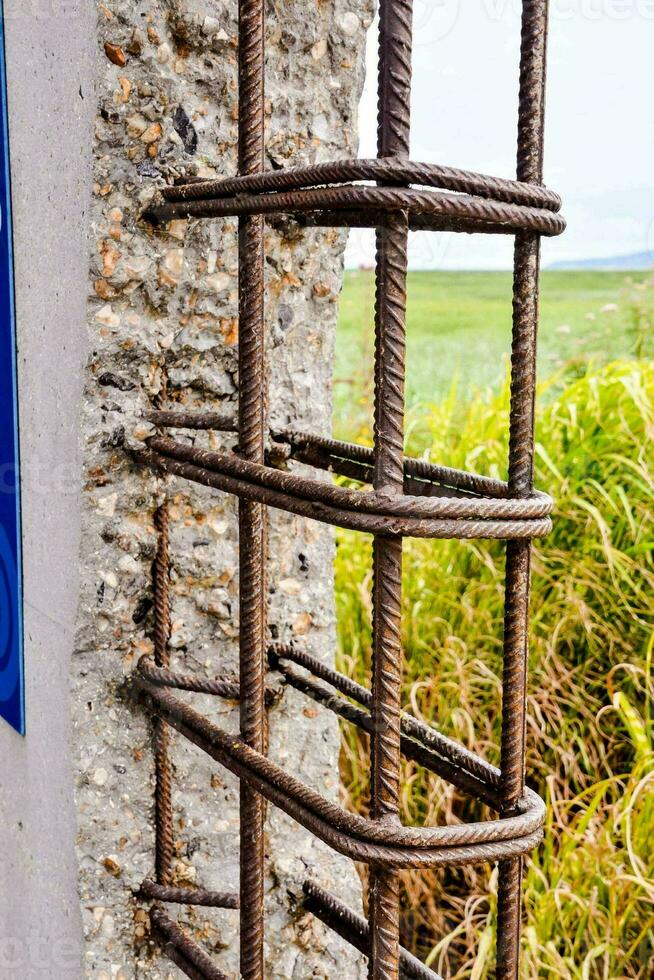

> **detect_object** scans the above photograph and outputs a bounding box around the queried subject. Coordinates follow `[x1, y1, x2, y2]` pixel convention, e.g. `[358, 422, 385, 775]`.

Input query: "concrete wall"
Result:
[0, 1, 95, 976]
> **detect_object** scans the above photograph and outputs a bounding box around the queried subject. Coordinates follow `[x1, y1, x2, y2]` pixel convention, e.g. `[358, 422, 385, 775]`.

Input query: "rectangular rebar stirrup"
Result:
[130, 1, 564, 977]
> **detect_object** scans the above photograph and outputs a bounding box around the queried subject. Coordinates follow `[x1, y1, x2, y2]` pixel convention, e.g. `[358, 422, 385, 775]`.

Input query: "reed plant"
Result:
[335, 359, 654, 977]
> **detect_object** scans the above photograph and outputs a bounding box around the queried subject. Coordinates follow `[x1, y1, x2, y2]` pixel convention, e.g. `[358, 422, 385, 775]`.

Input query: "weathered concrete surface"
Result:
[74, 1, 373, 977]
[0, 1, 94, 976]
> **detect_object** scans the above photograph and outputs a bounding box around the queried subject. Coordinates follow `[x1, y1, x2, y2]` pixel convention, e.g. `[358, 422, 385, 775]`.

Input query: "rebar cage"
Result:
[133, 2, 564, 977]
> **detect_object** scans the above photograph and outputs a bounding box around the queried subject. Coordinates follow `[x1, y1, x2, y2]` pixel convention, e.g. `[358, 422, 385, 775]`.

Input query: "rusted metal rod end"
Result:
[141, 204, 167, 227]
[150, 906, 230, 980]
[302, 881, 444, 980]
[141, 879, 240, 909]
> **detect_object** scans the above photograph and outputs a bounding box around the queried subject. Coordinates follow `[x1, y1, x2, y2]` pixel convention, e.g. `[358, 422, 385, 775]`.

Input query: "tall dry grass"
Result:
[335, 360, 654, 978]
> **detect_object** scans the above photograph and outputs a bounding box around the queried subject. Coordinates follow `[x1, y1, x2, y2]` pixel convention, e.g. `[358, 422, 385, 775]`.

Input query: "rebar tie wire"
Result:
[133, 2, 563, 977]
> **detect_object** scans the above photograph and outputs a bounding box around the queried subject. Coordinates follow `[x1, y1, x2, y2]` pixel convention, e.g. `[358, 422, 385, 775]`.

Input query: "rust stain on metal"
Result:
[132, 1, 563, 977]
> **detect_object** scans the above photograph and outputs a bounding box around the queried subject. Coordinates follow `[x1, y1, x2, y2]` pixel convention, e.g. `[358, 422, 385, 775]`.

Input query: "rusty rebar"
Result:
[133, 1, 560, 975]
[269, 649, 500, 808]
[153, 501, 174, 888]
[137, 656, 281, 706]
[150, 906, 230, 980]
[303, 881, 444, 980]
[146, 409, 237, 432]
[497, 3, 550, 978]
[158, 158, 561, 211]
[143, 182, 564, 236]
[141, 880, 239, 909]
[237, 2, 267, 978]
[139, 657, 240, 700]
[369, 3, 413, 977]
[146, 434, 553, 524]
[268, 644, 502, 805]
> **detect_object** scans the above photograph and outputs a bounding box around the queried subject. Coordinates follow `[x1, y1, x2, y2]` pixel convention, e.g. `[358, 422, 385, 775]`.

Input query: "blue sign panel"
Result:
[0, 5, 23, 735]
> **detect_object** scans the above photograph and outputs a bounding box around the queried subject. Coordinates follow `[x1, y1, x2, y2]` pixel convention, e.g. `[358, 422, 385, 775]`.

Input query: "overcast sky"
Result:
[345, 1, 654, 269]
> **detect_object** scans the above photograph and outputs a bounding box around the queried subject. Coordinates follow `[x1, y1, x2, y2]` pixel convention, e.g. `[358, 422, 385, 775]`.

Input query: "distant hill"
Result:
[549, 251, 653, 271]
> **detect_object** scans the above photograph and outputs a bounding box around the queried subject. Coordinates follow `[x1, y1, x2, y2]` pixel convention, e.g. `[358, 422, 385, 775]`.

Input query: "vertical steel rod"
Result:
[237, 1, 267, 977]
[153, 500, 174, 886]
[497, 3, 549, 976]
[369, 3, 413, 978]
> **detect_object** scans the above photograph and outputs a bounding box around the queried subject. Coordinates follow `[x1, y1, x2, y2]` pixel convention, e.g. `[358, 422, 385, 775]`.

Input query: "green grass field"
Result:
[334, 270, 650, 439]
[332, 270, 654, 977]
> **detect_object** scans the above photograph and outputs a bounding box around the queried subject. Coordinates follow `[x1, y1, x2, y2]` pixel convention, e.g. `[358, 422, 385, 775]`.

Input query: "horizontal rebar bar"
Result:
[303, 881, 444, 980]
[150, 906, 230, 980]
[159, 158, 561, 211]
[144, 183, 564, 237]
[268, 644, 503, 801]
[137, 657, 281, 706]
[272, 654, 500, 809]
[141, 880, 239, 909]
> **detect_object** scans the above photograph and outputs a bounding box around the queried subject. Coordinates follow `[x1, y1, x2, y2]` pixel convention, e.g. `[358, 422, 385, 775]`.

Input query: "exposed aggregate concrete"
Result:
[74, 1, 374, 975]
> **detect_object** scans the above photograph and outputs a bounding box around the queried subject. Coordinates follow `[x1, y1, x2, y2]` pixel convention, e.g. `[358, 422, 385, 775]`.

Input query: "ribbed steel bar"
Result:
[303, 881, 444, 980]
[269, 644, 503, 801]
[143, 183, 564, 236]
[158, 158, 562, 211]
[497, 3, 550, 977]
[139, 440, 552, 540]
[146, 432, 553, 522]
[141, 880, 240, 909]
[237, 2, 267, 978]
[153, 501, 174, 887]
[139, 657, 241, 700]
[150, 907, 230, 980]
[369, 3, 413, 978]
[270, 650, 500, 808]
[147, 409, 237, 432]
